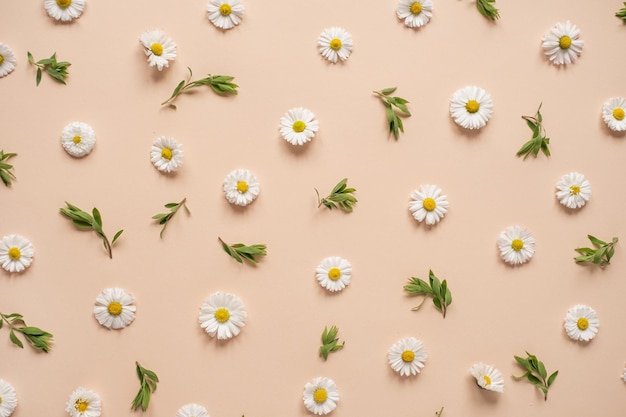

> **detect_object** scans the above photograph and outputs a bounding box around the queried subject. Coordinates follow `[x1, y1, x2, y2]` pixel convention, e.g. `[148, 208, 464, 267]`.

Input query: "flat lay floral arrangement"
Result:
[1, 0, 626, 416]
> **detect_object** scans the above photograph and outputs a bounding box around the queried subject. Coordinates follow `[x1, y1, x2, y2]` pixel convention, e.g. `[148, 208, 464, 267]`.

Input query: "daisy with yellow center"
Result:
[199, 291, 247, 339]
[279, 107, 319, 145]
[564, 304, 599, 342]
[409, 184, 449, 225]
[44, 0, 85, 21]
[139, 30, 177, 71]
[0, 234, 34, 273]
[450, 86, 494, 130]
[388, 337, 427, 376]
[223, 168, 260, 206]
[397, 0, 433, 28]
[315, 256, 352, 292]
[318, 27, 353, 64]
[555, 172, 591, 209]
[303, 377, 339, 415]
[207, 0, 244, 30]
[61, 121, 96, 158]
[0, 43, 16, 78]
[541, 21, 584, 65]
[176, 403, 210, 417]
[602, 97, 626, 132]
[0, 379, 17, 417]
[497, 225, 535, 265]
[151, 136, 184, 173]
[469, 363, 504, 393]
[65, 387, 101, 417]
[93, 287, 136, 330]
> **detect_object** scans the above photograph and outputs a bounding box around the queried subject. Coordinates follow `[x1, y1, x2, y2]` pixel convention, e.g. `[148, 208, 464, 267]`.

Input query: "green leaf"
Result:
[317, 179, 357, 212]
[219, 237, 266, 265]
[547, 370, 558, 387]
[60, 202, 121, 258]
[36, 68, 42, 86]
[374, 87, 411, 140]
[9, 330, 24, 348]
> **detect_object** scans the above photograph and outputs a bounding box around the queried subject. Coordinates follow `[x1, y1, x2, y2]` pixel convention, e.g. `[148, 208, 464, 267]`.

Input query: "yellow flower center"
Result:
[559, 36, 572, 49]
[75, 400, 88, 413]
[511, 239, 524, 251]
[0, 395, 3, 404]
[220, 4, 232, 16]
[215, 307, 230, 323]
[0, 55, 4, 65]
[577, 317, 589, 330]
[465, 100, 480, 114]
[483, 375, 491, 386]
[570, 185, 580, 195]
[236, 181, 249, 193]
[73, 135, 82, 144]
[150, 43, 164, 56]
[410, 2, 422, 14]
[328, 267, 341, 281]
[8, 247, 21, 260]
[422, 197, 436, 211]
[56, 0, 72, 8]
[292, 120, 306, 133]
[401, 350, 415, 362]
[161, 147, 173, 160]
[330, 38, 342, 51]
[613, 107, 625, 121]
[107, 301, 123, 316]
[313, 388, 327, 403]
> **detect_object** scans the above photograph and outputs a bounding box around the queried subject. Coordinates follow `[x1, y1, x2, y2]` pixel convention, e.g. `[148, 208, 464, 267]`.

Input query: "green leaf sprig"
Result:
[404, 270, 452, 318]
[435, 407, 445, 417]
[161, 67, 238, 108]
[0, 312, 53, 353]
[219, 237, 267, 265]
[373, 87, 411, 140]
[574, 235, 618, 267]
[152, 198, 190, 239]
[513, 351, 558, 401]
[517, 103, 551, 160]
[616, 2, 626, 22]
[476, 0, 500, 20]
[319, 325, 345, 360]
[0, 150, 17, 187]
[27, 51, 71, 86]
[315, 178, 357, 212]
[59, 202, 124, 259]
[131, 362, 159, 412]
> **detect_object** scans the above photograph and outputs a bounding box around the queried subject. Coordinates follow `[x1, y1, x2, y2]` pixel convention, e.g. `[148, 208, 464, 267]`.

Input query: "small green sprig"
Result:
[152, 198, 190, 239]
[517, 103, 550, 160]
[59, 202, 124, 259]
[315, 178, 357, 212]
[131, 362, 159, 412]
[27, 51, 71, 86]
[574, 235, 618, 267]
[319, 325, 345, 360]
[513, 351, 558, 401]
[435, 407, 445, 417]
[616, 2, 626, 22]
[373, 87, 411, 140]
[0, 150, 17, 187]
[404, 270, 452, 318]
[476, 0, 500, 20]
[0, 312, 53, 353]
[219, 237, 267, 265]
[161, 67, 238, 108]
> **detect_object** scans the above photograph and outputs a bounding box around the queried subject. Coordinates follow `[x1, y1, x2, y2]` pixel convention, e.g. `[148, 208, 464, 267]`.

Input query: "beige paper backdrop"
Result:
[2, 0, 626, 416]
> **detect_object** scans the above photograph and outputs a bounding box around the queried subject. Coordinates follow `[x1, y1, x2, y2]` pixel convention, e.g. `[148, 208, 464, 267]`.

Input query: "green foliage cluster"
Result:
[0, 312, 53, 353]
[404, 270, 452, 318]
[27, 51, 71, 85]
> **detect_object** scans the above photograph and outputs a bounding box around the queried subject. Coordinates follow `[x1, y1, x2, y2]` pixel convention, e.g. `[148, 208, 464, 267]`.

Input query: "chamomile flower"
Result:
[469, 363, 504, 393]
[409, 184, 449, 225]
[388, 337, 427, 376]
[151, 136, 183, 173]
[397, 0, 433, 28]
[65, 387, 101, 417]
[541, 21, 583, 66]
[0, 43, 17, 78]
[497, 226, 535, 265]
[0, 235, 34, 273]
[602, 97, 626, 132]
[176, 403, 210, 417]
[279, 107, 319, 146]
[44, 0, 85, 22]
[303, 377, 339, 415]
[449, 86, 493, 130]
[0, 379, 17, 417]
[555, 172, 591, 209]
[199, 292, 247, 340]
[318, 27, 353, 64]
[223, 168, 260, 206]
[564, 304, 599, 342]
[139, 30, 177, 71]
[93, 287, 136, 330]
[61, 121, 96, 158]
[315, 256, 352, 292]
[207, 0, 244, 30]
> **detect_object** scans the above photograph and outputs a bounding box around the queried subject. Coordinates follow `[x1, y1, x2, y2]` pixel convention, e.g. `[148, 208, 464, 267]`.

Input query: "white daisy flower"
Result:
[388, 337, 427, 376]
[199, 292, 247, 340]
[397, 0, 433, 28]
[93, 287, 136, 330]
[555, 172, 591, 209]
[176, 403, 210, 417]
[151, 136, 183, 173]
[315, 256, 352, 292]
[61, 121, 96, 158]
[449, 86, 493, 130]
[541, 21, 583, 66]
[497, 226, 535, 265]
[207, 0, 244, 30]
[318, 27, 353, 64]
[0, 235, 34, 273]
[409, 184, 449, 225]
[602, 97, 626, 132]
[223, 168, 260, 206]
[44, 0, 86, 22]
[139, 30, 177, 71]
[65, 387, 101, 417]
[0, 43, 17, 78]
[303, 377, 339, 415]
[0, 379, 17, 417]
[564, 304, 599, 342]
[279, 107, 319, 146]
[469, 363, 504, 393]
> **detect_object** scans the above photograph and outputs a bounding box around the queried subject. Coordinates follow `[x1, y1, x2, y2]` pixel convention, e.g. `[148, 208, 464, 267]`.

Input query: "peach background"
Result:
[1, 0, 626, 416]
